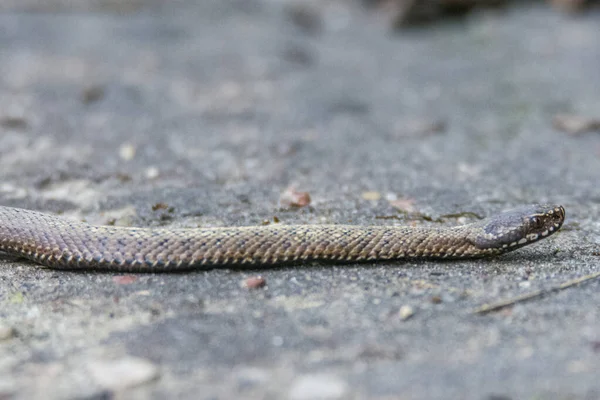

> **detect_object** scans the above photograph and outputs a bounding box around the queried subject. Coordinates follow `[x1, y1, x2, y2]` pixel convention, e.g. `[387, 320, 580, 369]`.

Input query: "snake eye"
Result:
[530, 216, 543, 229]
[553, 213, 562, 222]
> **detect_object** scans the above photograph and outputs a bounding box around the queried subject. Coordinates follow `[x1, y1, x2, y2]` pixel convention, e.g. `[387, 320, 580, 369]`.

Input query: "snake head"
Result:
[471, 204, 565, 252]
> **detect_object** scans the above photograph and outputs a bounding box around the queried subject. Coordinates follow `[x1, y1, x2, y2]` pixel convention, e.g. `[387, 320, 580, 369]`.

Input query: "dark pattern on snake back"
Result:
[0, 204, 564, 272]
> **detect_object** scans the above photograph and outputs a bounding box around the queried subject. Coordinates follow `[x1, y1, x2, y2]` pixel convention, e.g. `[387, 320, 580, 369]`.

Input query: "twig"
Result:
[473, 270, 600, 315]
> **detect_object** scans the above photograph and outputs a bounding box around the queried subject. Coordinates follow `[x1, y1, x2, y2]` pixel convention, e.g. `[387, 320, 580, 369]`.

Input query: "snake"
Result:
[0, 204, 564, 272]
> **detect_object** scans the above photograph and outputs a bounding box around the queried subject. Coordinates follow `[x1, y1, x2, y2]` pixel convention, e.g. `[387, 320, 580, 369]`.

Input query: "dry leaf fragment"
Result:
[0, 116, 28, 130]
[361, 191, 382, 201]
[280, 187, 311, 208]
[82, 85, 105, 104]
[389, 198, 416, 213]
[113, 275, 138, 285]
[244, 276, 267, 289]
[393, 118, 447, 138]
[549, 0, 589, 13]
[151, 202, 169, 211]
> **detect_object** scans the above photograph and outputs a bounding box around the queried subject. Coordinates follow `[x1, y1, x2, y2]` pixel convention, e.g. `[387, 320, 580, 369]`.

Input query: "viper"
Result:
[0, 204, 564, 272]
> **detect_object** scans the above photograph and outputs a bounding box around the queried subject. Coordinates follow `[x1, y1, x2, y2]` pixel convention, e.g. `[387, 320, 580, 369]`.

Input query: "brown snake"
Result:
[0, 204, 564, 272]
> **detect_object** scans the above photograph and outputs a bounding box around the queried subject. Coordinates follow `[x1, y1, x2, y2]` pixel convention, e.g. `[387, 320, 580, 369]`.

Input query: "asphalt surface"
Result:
[0, 1, 599, 399]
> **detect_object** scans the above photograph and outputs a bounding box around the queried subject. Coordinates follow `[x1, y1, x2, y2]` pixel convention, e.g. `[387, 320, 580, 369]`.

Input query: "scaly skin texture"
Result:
[0, 204, 564, 272]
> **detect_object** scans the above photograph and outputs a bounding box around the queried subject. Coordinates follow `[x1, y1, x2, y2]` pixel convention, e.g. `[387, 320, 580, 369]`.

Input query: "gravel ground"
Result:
[0, 1, 599, 399]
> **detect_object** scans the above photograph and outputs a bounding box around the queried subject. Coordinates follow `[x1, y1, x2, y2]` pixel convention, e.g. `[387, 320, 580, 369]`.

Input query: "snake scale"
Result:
[0, 204, 564, 272]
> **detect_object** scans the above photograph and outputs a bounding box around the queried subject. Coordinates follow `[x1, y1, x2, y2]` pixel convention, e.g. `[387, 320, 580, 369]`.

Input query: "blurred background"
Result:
[1, 1, 599, 399]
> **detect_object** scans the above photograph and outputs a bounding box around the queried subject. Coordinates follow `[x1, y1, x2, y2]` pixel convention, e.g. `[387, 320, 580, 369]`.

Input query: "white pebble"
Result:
[289, 374, 348, 400]
[119, 143, 136, 161]
[88, 357, 159, 390]
[145, 166, 160, 179]
[398, 305, 415, 320]
[272, 336, 284, 347]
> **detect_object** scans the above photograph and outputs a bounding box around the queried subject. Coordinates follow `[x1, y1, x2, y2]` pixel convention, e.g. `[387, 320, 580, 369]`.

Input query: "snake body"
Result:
[0, 204, 564, 272]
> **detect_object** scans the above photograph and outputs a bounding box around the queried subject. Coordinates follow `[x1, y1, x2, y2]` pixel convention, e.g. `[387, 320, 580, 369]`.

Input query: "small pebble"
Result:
[9, 292, 24, 304]
[272, 336, 284, 346]
[119, 143, 136, 161]
[285, 2, 323, 35]
[289, 374, 348, 400]
[236, 367, 270, 389]
[0, 326, 16, 341]
[145, 167, 160, 179]
[398, 305, 414, 321]
[115, 173, 132, 183]
[81, 85, 105, 104]
[88, 357, 159, 390]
